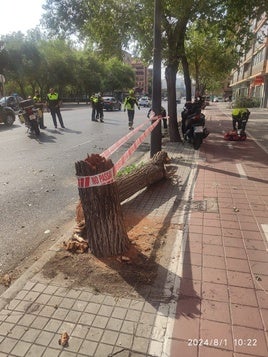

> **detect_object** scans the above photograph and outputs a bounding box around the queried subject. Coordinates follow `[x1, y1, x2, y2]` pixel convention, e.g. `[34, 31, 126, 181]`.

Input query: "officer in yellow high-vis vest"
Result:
[46, 88, 65, 129]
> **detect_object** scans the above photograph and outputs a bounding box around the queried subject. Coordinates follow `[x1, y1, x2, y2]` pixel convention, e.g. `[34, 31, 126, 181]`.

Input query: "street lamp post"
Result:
[150, 0, 162, 157]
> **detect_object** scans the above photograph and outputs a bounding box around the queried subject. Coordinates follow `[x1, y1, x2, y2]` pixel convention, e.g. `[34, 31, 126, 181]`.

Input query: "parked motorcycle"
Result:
[181, 101, 209, 150]
[0, 104, 16, 127]
[18, 99, 40, 136]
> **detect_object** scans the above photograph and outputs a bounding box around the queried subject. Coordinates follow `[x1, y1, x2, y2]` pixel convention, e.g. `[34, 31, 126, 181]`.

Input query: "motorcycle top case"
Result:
[20, 99, 35, 109]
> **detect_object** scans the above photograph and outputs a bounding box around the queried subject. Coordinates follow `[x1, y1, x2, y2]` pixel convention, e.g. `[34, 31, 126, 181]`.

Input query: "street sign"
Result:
[0, 74, 5, 83]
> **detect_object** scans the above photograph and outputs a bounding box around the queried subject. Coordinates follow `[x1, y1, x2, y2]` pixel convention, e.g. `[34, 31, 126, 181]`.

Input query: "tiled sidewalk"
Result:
[170, 107, 268, 357]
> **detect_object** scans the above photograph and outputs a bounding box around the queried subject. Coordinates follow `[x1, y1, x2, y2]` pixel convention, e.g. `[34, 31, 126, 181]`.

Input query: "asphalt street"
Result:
[0, 104, 152, 278]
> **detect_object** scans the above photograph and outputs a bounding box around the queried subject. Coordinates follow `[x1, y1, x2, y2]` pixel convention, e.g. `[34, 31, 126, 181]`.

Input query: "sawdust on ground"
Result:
[41, 213, 174, 298]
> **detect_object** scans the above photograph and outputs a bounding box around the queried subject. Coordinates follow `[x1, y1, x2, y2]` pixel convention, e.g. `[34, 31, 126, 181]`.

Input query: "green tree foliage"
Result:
[185, 22, 238, 95]
[1, 33, 43, 97]
[41, 0, 138, 59]
[101, 58, 135, 92]
[0, 32, 134, 99]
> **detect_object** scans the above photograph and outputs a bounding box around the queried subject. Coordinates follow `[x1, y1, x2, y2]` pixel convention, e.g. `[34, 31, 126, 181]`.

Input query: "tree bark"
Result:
[75, 154, 129, 257]
[165, 64, 181, 142]
[181, 53, 192, 102]
[117, 151, 168, 202]
[75, 151, 169, 237]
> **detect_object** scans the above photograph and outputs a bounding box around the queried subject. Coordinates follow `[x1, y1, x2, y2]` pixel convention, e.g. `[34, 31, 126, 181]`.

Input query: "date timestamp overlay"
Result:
[187, 338, 257, 347]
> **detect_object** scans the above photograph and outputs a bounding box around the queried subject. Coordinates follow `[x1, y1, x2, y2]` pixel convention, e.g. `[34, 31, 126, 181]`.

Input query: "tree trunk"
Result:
[75, 151, 169, 236]
[181, 53, 192, 101]
[165, 64, 181, 142]
[117, 151, 168, 202]
[75, 154, 129, 257]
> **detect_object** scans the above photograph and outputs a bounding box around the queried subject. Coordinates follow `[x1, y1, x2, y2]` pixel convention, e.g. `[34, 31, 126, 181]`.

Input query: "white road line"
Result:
[236, 163, 247, 179]
[69, 140, 92, 149]
[247, 131, 268, 155]
[261, 224, 268, 245]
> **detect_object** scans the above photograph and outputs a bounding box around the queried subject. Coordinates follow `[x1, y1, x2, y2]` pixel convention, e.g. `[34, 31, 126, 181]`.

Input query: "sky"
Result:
[0, 0, 45, 35]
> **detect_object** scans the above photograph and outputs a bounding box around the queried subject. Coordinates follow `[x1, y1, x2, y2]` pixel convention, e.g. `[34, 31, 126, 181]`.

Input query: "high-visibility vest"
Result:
[47, 93, 59, 101]
[124, 95, 138, 110]
[33, 95, 41, 102]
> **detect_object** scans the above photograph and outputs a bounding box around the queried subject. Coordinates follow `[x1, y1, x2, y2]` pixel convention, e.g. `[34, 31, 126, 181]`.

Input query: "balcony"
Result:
[251, 62, 264, 75]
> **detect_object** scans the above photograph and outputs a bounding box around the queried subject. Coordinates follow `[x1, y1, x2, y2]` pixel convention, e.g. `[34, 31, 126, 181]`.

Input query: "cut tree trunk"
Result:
[75, 154, 129, 257]
[75, 151, 170, 238]
[117, 150, 169, 202]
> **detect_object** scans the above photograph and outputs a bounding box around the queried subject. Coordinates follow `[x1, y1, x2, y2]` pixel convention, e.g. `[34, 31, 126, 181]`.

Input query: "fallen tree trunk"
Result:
[117, 151, 169, 202]
[75, 151, 170, 237]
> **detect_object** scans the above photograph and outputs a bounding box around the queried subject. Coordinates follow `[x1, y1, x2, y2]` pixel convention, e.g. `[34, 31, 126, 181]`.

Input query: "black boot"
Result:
[39, 116, 46, 129]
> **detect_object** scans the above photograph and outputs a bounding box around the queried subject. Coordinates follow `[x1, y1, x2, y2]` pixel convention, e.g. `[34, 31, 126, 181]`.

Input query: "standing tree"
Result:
[41, 0, 268, 143]
[185, 22, 238, 96]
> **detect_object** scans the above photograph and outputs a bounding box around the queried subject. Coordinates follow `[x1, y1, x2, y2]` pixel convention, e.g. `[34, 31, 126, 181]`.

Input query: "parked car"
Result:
[213, 96, 224, 102]
[0, 103, 16, 126]
[103, 97, 121, 111]
[138, 96, 151, 107]
[0, 95, 23, 111]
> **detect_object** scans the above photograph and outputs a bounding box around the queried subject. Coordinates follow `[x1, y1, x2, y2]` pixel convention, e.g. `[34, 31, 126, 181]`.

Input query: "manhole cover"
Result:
[191, 198, 218, 213]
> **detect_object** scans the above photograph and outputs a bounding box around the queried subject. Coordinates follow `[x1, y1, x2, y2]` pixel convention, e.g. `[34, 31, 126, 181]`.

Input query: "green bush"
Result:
[233, 96, 260, 108]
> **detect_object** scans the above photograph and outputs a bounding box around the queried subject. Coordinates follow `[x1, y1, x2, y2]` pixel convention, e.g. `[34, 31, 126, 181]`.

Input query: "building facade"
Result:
[131, 59, 150, 95]
[123, 51, 150, 95]
[229, 13, 268, 108]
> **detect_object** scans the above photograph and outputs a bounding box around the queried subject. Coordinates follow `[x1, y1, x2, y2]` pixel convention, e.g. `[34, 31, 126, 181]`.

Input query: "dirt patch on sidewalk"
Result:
[41, 213, 175, 298]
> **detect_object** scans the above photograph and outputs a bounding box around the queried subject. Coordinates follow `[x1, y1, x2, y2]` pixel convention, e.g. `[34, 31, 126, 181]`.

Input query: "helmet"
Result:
[129, 89, 134, 95]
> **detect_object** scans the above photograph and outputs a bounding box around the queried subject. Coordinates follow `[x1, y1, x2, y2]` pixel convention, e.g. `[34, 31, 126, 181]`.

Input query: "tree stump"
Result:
[75, 154, 129, 257]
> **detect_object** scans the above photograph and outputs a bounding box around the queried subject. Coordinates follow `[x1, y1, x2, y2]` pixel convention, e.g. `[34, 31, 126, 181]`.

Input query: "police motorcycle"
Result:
[0, 103, 16, 127]
[181, 99, 209, 150]
[18, 99, 40, 136]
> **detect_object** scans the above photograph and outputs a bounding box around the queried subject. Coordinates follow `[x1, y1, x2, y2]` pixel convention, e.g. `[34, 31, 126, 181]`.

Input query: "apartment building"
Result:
[123, 51, 150, 95]
[229, 13, 268, 108]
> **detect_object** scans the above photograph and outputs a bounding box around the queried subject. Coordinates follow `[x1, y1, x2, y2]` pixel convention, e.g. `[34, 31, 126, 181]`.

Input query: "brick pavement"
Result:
[0, 104, 267, 357]
[169, 105, 268, 357]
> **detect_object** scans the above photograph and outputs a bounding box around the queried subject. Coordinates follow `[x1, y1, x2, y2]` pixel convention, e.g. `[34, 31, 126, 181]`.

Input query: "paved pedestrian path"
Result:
[0, 104, 267, 357]
[169, 105, 268, 357]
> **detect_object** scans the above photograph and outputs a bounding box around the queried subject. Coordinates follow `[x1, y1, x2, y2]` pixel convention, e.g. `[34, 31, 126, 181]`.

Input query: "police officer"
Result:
[96, 92, 104, 122]
[46, 88, 65, 129]
[90, 93, 99, 121]
[232, 108, 250, 131]
[33, 90, 46, 129]
[123, 89, 140, 130]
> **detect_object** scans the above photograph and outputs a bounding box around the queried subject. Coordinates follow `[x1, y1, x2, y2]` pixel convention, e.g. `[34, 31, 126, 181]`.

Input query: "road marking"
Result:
[236, 163, 247, 179]
[148, 151, 199, 357]
[247, 131, 268, 154]
[261, 225, 268, 253]
[69, 140, 92, 149]
[227, 143, 233, 149]
[261, 224, 268, 244]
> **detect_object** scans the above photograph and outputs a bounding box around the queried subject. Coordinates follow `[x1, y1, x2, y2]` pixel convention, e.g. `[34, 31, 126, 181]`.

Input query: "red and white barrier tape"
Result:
[114, 117, 161, 173]
[77, 167, 115, 188]
[101, 113, 168, 159]
[101, 118, 149, 159]
[77, 115, 162, 188]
